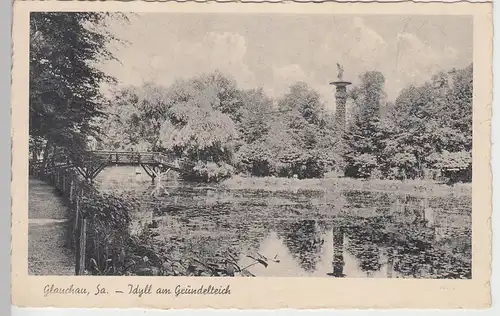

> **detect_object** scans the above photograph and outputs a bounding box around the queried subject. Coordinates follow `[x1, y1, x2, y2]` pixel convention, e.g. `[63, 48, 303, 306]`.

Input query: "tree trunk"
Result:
[53, 145, 59, 162]
[41, 139, 53, 178]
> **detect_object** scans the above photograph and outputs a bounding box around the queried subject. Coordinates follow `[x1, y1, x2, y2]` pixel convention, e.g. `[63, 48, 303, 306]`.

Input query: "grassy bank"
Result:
[222, 174, 471, 197]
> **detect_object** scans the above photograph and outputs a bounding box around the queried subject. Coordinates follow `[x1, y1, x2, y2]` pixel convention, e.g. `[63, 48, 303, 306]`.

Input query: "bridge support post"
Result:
[90, 162, 108, 181]
[76, 161, 108, 183]
[141, 164, 157, 183]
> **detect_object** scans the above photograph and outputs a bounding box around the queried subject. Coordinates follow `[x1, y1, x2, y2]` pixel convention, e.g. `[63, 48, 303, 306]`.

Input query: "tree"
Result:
[99, 85, 151, 151]
[237, 82, 339, 178]
[29, 12, 125, 161]
[278, 82, 324, 126]
[237, 88, 274, 144]
[382, 64, 473, 180]
[236, 117, 298, 177]
[344, 71, 386, 178]
[190, 70, 244, 123]
[446, 64, 473, 152]
[158, 74, 240, 182]
[276, 82, 338, 177]
[383, 84, 436, 179]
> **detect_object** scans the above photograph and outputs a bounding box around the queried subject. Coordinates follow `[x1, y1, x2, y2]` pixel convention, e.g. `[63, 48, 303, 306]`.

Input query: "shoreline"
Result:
[94, 166, 471, 198]
[221, 175, 472, 197]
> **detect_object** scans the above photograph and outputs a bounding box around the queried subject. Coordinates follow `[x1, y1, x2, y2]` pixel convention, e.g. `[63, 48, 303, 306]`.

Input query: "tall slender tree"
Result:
[344, 71, 386, 178]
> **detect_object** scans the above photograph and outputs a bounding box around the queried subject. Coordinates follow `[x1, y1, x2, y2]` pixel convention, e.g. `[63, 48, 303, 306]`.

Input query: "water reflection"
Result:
[95, 167, 472, 279]
[276, 220, 324, 272]
[331, 227, 345, 277]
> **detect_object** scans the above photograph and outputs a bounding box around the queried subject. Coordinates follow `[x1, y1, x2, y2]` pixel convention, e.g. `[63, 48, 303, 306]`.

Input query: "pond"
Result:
[95, 167, 472, 279]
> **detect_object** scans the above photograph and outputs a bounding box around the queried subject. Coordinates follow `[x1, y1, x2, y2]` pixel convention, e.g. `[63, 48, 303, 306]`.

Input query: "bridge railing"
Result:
[90, 151, 154, 164]
[89, 151, 181, 165]
[89, 151, 194, 169]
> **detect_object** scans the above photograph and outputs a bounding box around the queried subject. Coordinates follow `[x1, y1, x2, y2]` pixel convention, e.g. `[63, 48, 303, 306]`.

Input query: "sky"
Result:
[98, 13, 473, 112]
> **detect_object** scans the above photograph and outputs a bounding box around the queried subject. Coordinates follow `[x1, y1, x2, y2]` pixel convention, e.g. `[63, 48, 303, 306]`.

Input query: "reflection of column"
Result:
[332, 227, 345, 277]
[386, 249, 395, 278]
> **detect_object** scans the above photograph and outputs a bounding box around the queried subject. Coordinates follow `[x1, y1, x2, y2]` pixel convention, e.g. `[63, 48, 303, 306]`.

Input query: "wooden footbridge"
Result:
[30, 150, 196, 183]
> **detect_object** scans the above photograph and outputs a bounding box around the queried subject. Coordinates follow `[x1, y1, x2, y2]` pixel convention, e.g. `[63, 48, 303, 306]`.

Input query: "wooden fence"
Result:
[30, 160, 96, 275]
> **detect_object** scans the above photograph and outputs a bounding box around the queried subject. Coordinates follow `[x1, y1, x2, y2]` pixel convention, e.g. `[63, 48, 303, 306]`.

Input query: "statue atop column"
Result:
[336, 63, 344, 81]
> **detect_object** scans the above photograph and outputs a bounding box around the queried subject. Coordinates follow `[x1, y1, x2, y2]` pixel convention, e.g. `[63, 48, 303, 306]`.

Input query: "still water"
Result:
[96, 167, 472, 279]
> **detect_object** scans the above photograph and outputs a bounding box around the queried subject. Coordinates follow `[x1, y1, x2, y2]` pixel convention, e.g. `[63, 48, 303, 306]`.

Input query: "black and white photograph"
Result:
[28, 11, 473, 279]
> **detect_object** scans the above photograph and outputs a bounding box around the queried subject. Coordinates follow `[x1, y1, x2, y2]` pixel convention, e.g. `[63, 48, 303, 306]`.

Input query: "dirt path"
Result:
[28, 178, 75, 275]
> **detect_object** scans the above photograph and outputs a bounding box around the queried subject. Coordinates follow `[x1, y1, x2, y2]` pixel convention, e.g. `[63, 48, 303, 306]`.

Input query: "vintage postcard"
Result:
[11, 0, 492, 310]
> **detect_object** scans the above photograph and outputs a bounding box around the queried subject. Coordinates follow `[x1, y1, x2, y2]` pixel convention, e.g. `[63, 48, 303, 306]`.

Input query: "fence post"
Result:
[69, 180, 74, 202]
[74, 195, 80, 232]
[78, 218, 88, 275]
[62, 173, 66, 196]
[74, 196, 81, 275]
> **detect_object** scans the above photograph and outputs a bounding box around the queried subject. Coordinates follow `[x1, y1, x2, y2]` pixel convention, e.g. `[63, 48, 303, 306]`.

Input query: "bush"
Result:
[344, 153, 378, 179]
[80, 191, 137, 275]
[235, 142, 275, 177]
[278, 151, 329, 179]
[236, 142, 332, 179]
[187, 161, 235, 183]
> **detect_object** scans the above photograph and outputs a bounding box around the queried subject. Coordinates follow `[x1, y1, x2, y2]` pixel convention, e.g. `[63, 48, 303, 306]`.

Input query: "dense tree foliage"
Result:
[383, 65, 472, 181]
[100, 72, 240, 181]
[344, 71, 387, 178]
[29, 12, 125, 161]
[236, 82, 340, 178]
[343, 65, 472, 181]
[99, 63, 472, 183]
[101, 76, 339, 181]
[159, 77, 238, 182]
[237, 88, 273, 144]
